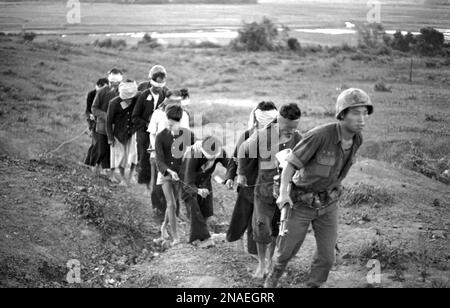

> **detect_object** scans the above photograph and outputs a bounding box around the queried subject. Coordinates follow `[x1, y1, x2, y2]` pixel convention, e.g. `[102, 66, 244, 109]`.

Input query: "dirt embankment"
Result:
[1, 154, 448, 288]
[0, 155, 162, 287]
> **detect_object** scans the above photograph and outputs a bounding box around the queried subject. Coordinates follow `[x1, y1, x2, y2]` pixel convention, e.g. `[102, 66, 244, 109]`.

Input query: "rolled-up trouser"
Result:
[84, 130, 96, 167]
[185, 194, 211, 243]
[226, 186, 257, 255]
[136, 130, 151, 185]
[253, 194, 281, 245]
[252, 169, 280, 245]
[272, 201, 338, 287]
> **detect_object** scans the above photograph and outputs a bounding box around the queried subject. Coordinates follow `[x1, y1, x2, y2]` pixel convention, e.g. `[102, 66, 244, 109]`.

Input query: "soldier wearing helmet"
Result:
[265, 88, 373, 288]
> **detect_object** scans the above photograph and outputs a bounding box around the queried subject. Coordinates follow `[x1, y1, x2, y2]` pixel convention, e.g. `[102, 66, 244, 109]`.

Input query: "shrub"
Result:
[414, 27, 445, 56]
[424, 114, 442, 122]
[390, 31, 411, 52]
[350, 51, 375, 62]
[188, 40, 221, 49]
[404, 32, 416, 46]
[137, 33, 161, 48]
[356, 24, 446, 58]
[32, 40, 84, 55]
[442, 44, 450, 58]
[382, 33, 392, 46]
[374, 45, 392, 56]
[339, 183, 394, 207]
[22, 32, 36, 42]
[341, 42, 356, 52]
[358, 238, 411, 270]
[356, 22, 385, 49]
[93, 38, 127, 49]
[230, 17, 280, 52]
[303, 45, 323, 53]
[66, 187, 146, 242]
[402, 142, 450, 184]
[374, 80, 392, 92]
[379, 27, 446, 57]
[431, 279, 450, 288]
[287, 38, 301, 51]
[17, 116, 28, 123]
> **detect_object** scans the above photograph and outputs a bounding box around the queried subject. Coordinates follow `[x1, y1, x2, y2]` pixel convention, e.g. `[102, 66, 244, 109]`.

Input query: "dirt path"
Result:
[1, 154, 449, 288]
[124, 159, 450, 288]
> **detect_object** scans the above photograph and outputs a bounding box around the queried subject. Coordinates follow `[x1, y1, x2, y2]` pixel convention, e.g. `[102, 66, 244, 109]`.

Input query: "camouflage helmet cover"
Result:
[336, 88, 373, 119]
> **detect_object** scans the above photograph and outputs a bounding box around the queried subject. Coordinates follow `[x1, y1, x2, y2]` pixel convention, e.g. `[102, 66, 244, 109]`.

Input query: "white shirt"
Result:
[147, 107, 190, 155]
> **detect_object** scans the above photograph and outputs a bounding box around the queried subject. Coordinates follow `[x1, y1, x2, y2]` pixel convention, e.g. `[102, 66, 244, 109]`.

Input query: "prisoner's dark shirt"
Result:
[132, 87, 169, 132]
[225, 129, 257, 186]
[287, 122, 362, 193]
[181, 148, 229, 197]
[106, 96, 138, 144]
[85, 89, 96, 117]
[155, 128, 196, 176]
[92, 86, 119, 135]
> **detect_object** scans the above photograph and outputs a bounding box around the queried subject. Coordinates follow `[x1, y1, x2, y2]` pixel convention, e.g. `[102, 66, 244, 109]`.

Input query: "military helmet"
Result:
[335, 88, 373, 119]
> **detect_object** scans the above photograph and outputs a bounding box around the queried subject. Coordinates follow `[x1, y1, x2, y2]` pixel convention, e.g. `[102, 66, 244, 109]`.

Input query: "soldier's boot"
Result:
[264, 268, 284, 288]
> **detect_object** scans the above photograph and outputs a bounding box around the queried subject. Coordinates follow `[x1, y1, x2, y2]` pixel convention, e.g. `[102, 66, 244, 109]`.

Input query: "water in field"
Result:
[1, 1, 449, 45]
[77, 27, 450, 47]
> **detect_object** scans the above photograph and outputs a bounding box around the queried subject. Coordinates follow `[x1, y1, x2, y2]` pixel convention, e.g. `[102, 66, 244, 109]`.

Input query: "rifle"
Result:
[275, 149, 294, 237]
[279, 183, 292, 237]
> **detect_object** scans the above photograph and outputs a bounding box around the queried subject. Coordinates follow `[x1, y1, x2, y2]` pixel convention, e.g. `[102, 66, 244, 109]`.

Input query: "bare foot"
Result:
[161, 222, 169, 239]
[100, 169, 109, 176]
[198, 238, 215, 249]
[171, 238, 181, 247]
[153, 237, 164, 245]
[109, 174, 120, 183]
[235, 238, 245, 253]
[249, 254, 259, 261]
[161, 239, 172, 250]
[265, 260, 273, 277]
[253, 262, 266, 279]
[128, 175, 137, 185]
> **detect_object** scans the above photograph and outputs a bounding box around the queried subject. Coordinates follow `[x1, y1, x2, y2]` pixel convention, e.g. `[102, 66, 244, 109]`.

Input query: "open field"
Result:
[0, 33, 449, 287]
[1, 36, 449, 163]
[1, 1, 449, 47]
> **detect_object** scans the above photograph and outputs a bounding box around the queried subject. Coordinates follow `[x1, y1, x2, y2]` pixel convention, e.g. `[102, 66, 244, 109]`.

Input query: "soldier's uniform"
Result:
[266, 88, 373, 288]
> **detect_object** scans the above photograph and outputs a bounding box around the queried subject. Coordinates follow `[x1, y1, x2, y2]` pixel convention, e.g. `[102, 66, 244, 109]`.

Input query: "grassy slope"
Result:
[1, 36, 449, 164]
[0, 37, 449, 287]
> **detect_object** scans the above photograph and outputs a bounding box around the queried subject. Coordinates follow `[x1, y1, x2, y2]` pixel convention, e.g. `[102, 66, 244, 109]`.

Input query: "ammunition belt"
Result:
[290, 186, 341, 210]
